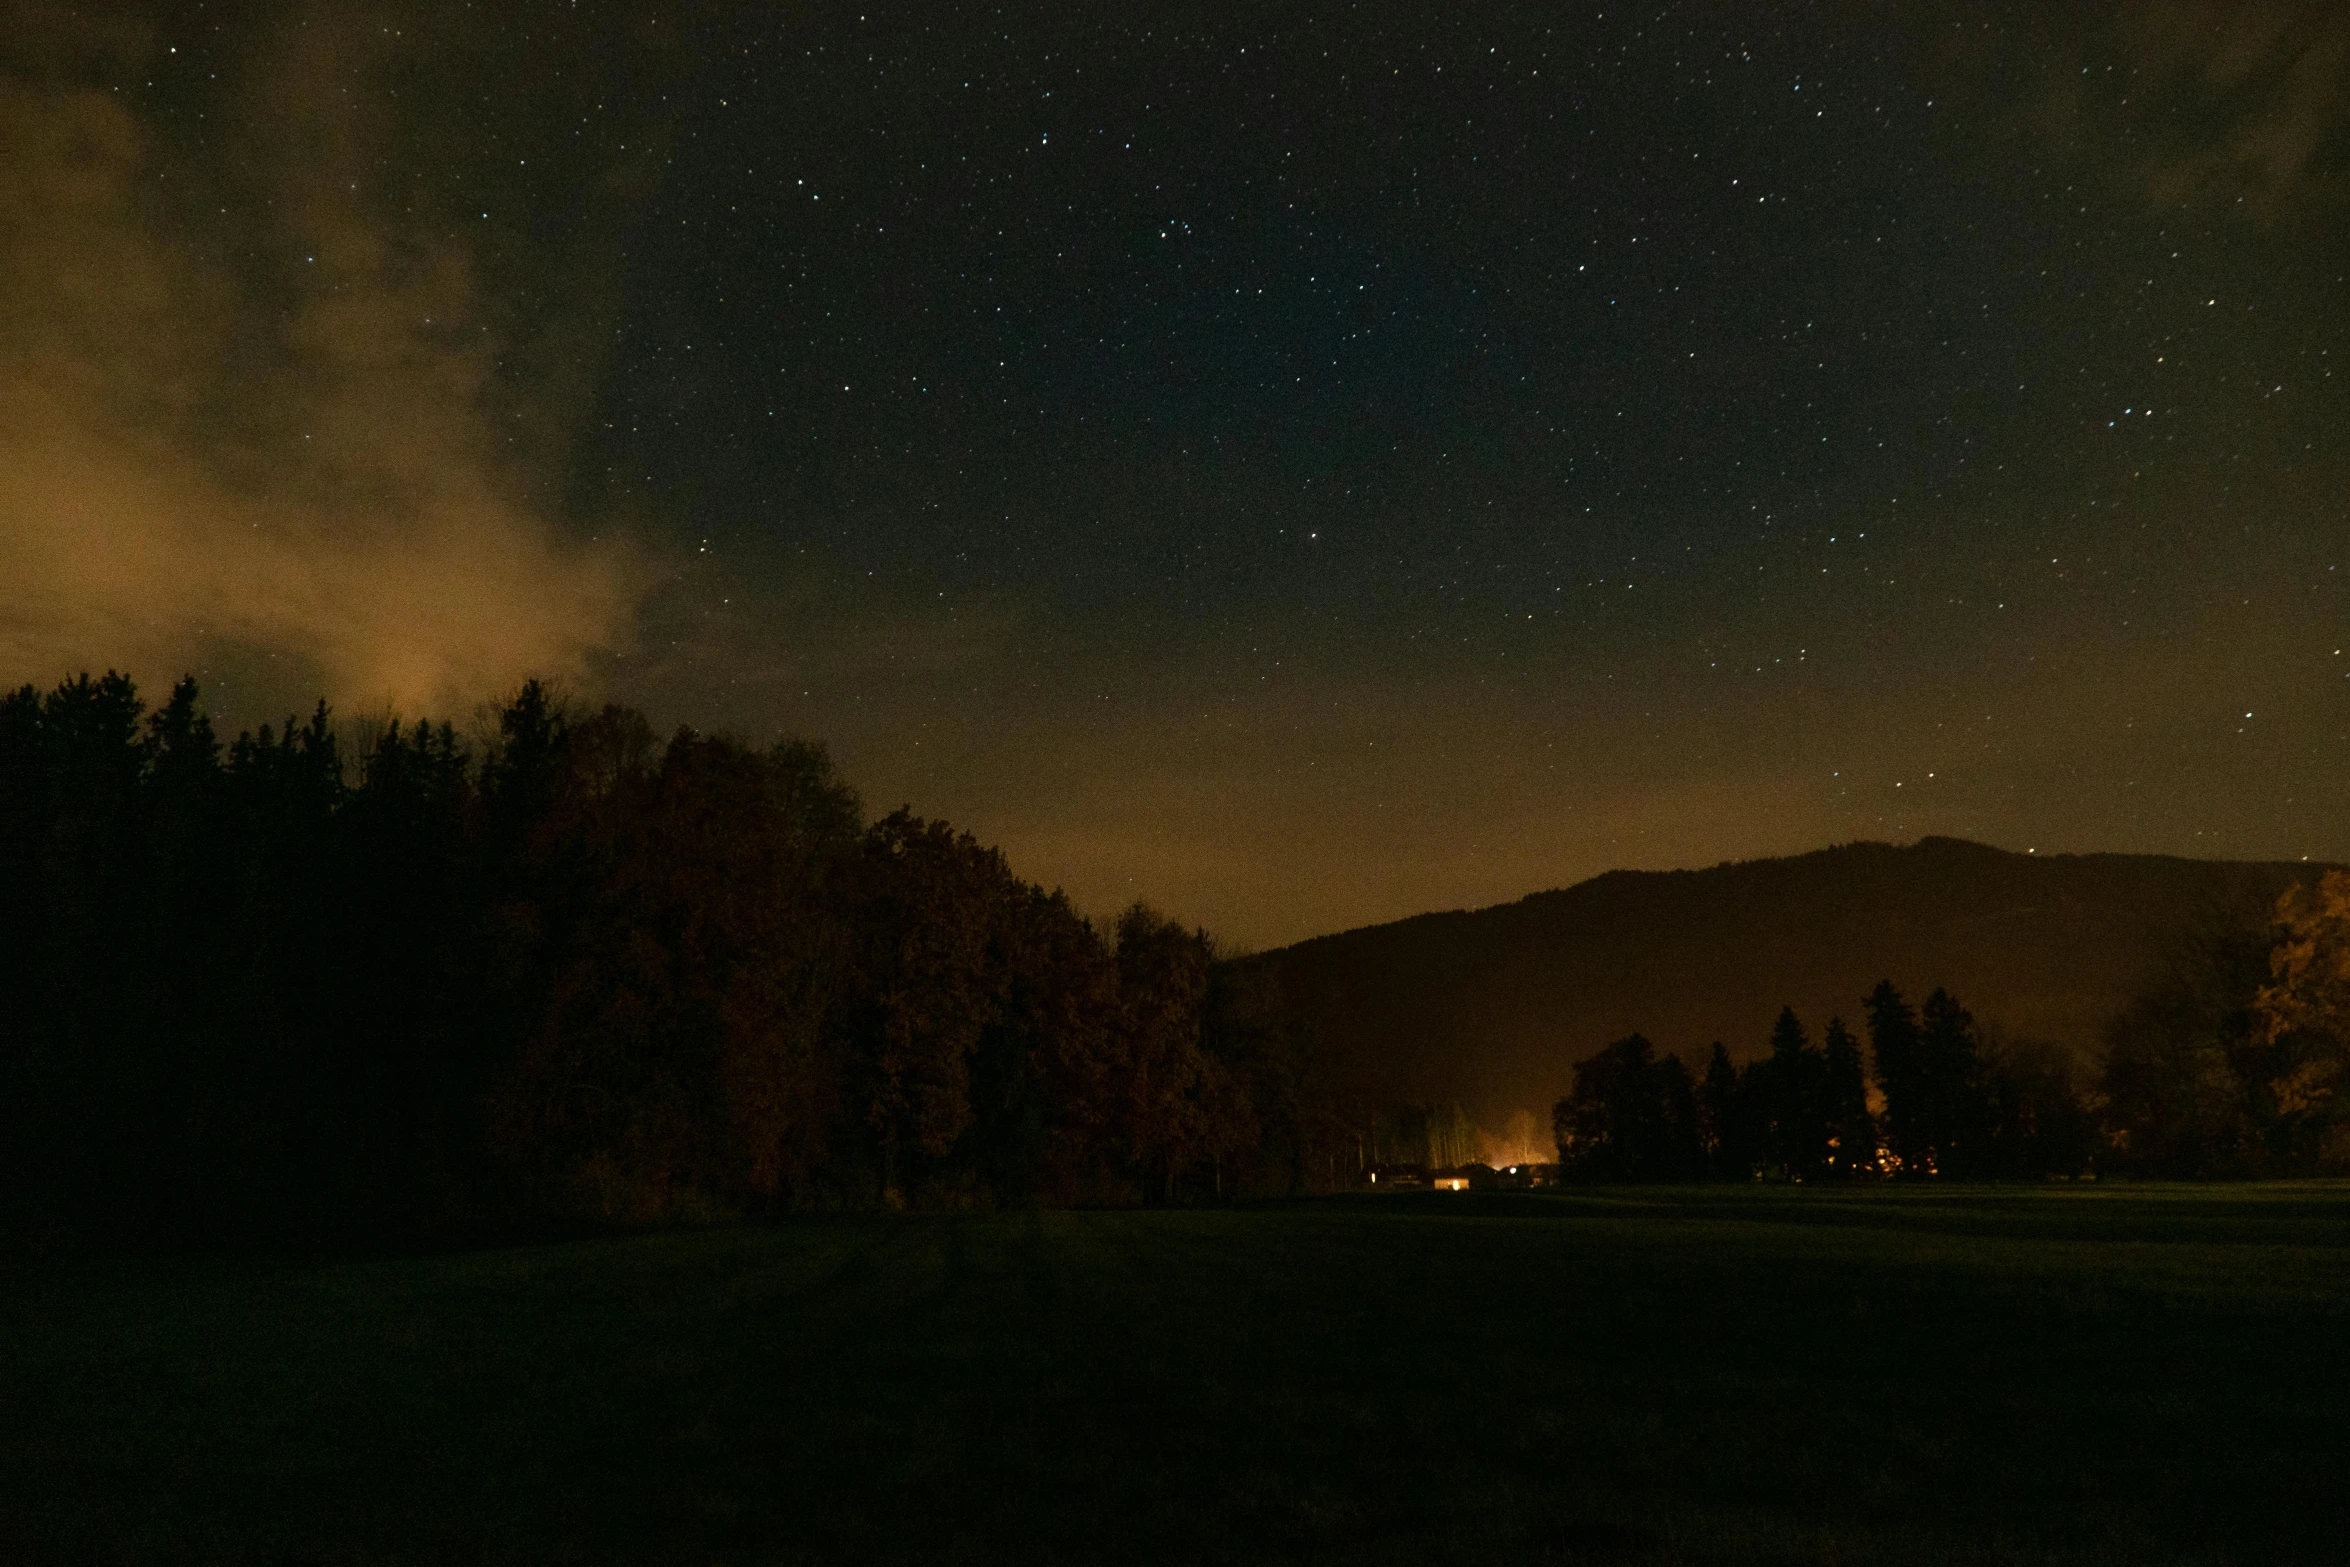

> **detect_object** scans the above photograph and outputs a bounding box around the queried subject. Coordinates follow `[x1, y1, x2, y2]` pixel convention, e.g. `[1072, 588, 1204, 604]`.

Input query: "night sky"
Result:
[4, 2, 2345, 947]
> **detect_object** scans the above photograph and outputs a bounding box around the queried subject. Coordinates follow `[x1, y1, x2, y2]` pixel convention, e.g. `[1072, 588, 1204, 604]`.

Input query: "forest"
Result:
[0, 673, 1322, 1247]
[1546, 882, 2350, 1184]
[1548, 991, 2094, 1182]
[4, 670, 2346, 1249]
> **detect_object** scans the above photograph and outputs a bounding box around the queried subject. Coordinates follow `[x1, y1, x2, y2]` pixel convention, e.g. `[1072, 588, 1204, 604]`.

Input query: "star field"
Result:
[3, 1, 2344, 946]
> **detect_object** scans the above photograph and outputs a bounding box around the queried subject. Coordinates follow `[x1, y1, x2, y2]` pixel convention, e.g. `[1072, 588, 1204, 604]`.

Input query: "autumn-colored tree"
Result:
[669, 733, 862, 1206]
[1198, 959, 1312, 1196]
[847, 811, 1011, 1204]
[982, 885, 1118, 1201]
[0, 667, 1277, 1244]
[1114, 903, 1218, 1201]
[2258, 872, 2350, 1042]
[2251, 871, 2350, 1169]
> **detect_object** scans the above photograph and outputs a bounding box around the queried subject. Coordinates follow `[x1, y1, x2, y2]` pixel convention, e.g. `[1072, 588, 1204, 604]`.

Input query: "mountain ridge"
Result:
[1246, 837, 2333, 1131]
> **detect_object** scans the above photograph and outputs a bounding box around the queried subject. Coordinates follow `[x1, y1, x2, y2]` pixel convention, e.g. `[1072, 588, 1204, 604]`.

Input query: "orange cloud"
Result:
[0, 5, 645, 715]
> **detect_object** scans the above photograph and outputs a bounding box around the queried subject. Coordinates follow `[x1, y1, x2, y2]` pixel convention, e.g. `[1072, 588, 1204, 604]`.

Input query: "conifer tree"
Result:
[1820, 1016, 1875, 1177]
[1762, 1006, 1829, 1178]
[1698, 1041, 1744, 1178]
[1918, 988, 1991, 1176]
[1867, 981, 1928, 1174]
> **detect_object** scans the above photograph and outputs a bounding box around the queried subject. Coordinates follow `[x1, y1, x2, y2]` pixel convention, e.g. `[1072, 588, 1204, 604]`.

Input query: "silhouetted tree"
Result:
[85, 658, 2346, 1246]
[1758, 1006, 1829, 1179]
[1555, 1034, 1702, 1180]
[1372, 1102, 1430, 1168]
[1917, 988, 1992, 1176]
[1867, 982, 1929, 1175]
[1655, 1052, 1703, 1177]
[0, 668, 1311, 1246]
[1426, 1100, 1481, 1168]
[984, 885, 1118, 1202]
[2099, 917, 2271, 1178]
[336, 714, 481, 1228]
[1001, 888, 1118, 1212]
[1113, 904, 1219, 1201]
[1194, 959, 1314, 1196]
[845, 811, 1012, 1205]
[1980, 1030, 2098, 1179]
[1698, 1041, 1750, 1179]
[1, 674, 152, 1240]
[1820, 1017, 1876, 1178]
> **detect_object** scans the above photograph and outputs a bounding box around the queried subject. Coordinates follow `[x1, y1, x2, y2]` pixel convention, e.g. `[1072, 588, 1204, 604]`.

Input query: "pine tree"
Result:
[1699, 1041, 1746, 1179]
[1867, 981, 1927, 1174]
[1820, 1016, 1875, 1177]
[1762, 1006, 1829, 1178]
[1918, 988, 1990, 1177]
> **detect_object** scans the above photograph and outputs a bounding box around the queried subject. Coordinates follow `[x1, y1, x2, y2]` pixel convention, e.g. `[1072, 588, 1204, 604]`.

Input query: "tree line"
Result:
[9, 670, 2345, 1243]
[1551, 986, 2096, 1181]
[1554, 890, 2350, 1183]
[2100, 872, 2350, 1177]
[0, 673, 1321, 1249]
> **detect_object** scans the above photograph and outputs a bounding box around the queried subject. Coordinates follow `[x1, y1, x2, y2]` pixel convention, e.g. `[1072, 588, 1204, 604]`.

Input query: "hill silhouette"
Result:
[1247, 838, 2331, 1135]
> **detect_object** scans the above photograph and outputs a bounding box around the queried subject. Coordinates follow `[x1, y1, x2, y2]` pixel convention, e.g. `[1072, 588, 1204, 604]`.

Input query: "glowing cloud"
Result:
[0, 6, 643, 714]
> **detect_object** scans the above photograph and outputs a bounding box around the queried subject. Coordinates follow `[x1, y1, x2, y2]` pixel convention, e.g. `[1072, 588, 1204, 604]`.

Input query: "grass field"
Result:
[4, 1186, 2348, 1565]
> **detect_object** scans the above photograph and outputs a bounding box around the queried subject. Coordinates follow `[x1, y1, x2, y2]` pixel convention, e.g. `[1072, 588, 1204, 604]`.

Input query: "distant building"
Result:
[1363, 1163, 1427, 1189]
[1431, 1162, 1498, 1192]
[1496, 1163, 1560, 1189]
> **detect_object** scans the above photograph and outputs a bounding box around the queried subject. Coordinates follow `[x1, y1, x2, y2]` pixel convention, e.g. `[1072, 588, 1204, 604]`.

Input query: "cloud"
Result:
[2121, 1, 2350, 214]
[1971, 1, 2350, 220]
[0, 5, 645, 716]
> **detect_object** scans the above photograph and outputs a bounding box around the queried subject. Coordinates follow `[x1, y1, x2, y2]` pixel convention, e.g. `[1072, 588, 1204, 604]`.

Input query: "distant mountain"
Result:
[1245, 838, 2331, 1132]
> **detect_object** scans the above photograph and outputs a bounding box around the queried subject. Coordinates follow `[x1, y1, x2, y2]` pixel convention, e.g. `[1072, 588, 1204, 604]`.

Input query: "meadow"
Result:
[4, 1185, 2347, 1565]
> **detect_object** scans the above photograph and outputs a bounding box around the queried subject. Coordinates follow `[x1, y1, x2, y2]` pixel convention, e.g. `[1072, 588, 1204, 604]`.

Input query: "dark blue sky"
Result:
[5, 1, 2345, 944]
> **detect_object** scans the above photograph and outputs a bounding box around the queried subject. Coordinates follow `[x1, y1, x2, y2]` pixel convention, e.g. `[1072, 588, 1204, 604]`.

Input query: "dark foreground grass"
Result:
[4, 1186, 2349, 1565]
